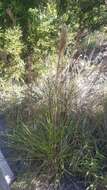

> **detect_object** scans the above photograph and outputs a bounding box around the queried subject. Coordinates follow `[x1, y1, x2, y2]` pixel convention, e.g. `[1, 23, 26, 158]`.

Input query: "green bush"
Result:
[0, 26, 25, 81]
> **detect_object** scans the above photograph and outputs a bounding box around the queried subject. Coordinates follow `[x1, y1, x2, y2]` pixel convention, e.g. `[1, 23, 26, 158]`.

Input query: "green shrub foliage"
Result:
[0, 0, 107, 81]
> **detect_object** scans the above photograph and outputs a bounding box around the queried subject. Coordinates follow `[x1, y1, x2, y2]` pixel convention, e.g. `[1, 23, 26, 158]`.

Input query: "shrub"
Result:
[0, 26, 24, 81]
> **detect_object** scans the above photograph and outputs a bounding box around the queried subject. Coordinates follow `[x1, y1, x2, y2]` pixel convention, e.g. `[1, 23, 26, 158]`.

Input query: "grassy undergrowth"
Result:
[7, 79, 107, 190]
[1, 28, 107, 190]
[10, 108, 107, 190]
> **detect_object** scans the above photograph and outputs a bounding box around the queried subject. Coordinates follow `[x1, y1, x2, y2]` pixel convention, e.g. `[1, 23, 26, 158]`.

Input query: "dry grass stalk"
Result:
[56, 24, 67, 79]
[54, 24, 68, 126]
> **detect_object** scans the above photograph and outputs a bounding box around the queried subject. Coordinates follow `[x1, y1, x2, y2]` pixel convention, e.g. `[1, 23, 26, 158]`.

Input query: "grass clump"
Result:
[9, 108, 107, 190]
[9, 114, 74, 182]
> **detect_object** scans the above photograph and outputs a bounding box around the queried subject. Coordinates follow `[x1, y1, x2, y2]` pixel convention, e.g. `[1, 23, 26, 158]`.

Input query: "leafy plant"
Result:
[0, 26, 25, 81]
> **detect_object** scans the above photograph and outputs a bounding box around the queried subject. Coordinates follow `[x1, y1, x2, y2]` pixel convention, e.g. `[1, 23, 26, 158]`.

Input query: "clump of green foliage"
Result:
[9, 110, 107, 189]
[0, 26, 24, 80]
[8, 72, 107, 189]
[0, 0, 107, 82]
